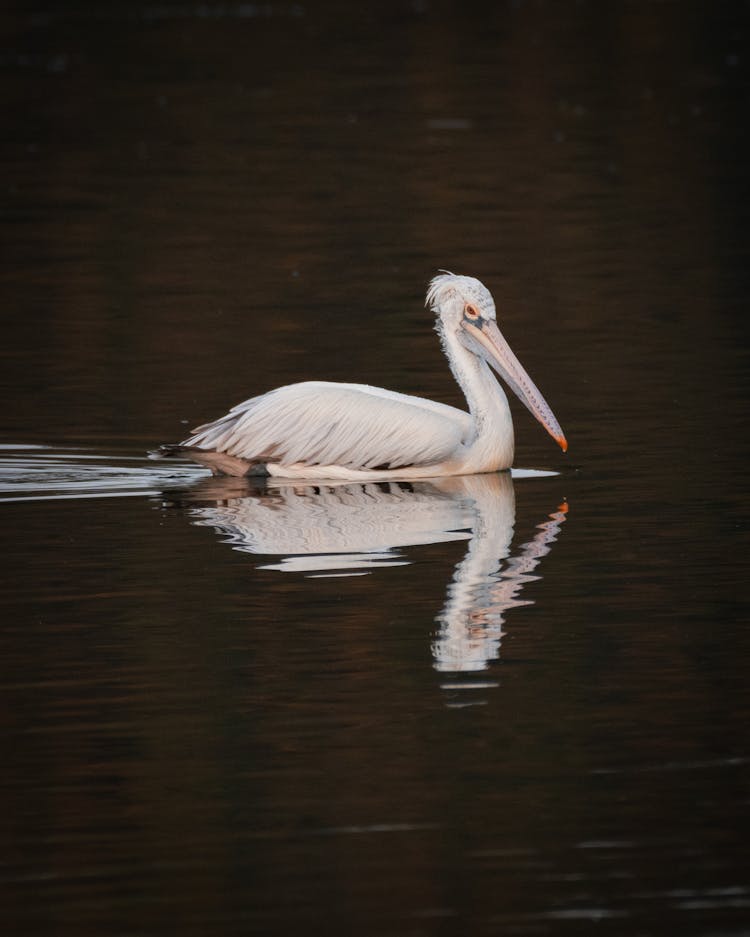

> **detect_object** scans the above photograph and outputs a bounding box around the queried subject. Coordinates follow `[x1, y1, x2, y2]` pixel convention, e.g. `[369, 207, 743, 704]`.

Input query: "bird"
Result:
[151, 273, 567, 480]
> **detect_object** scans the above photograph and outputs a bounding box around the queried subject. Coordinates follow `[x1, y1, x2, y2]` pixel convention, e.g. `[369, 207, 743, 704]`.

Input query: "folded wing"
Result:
[184, 381, 470, 470]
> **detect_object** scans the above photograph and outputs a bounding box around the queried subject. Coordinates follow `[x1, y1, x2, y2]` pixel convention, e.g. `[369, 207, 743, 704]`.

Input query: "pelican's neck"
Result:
[438, 323, 514, 468]
[440, 324, 510, 427]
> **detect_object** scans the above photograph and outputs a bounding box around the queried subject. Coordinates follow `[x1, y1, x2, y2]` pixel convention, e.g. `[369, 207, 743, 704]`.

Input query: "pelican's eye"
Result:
[464, 303, 480, 321]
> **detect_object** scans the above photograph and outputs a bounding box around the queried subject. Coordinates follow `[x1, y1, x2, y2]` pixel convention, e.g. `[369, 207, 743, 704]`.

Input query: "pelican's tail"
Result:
[148, 444, 263, 477]
[147, 444, 188, 461]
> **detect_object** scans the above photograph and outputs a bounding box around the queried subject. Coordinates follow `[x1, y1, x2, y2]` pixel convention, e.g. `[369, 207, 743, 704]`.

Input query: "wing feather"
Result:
[184, 382, 470, 470]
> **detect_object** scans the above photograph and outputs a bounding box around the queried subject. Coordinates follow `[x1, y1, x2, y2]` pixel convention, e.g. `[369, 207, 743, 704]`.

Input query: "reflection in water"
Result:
[434, 477, 567, 674]
[167, 472, 567, 675]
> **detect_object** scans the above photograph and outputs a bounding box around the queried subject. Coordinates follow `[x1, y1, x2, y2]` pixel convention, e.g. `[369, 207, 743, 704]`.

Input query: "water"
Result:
[2, 2, 749, 934]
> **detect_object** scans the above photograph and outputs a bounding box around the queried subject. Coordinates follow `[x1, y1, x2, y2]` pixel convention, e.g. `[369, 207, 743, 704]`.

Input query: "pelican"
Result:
[152, 273, 567, 479]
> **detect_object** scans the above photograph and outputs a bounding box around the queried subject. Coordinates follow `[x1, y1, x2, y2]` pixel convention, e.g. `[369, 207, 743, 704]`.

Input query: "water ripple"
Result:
[0, 444, 203, 503]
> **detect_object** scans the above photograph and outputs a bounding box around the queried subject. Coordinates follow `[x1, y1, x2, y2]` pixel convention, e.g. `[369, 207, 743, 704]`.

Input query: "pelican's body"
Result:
[153, 274, 567, 479]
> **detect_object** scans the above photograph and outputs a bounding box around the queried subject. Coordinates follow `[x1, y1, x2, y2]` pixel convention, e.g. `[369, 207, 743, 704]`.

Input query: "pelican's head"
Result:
[426, 272, 497, 326]
[426, 272, 568, 453]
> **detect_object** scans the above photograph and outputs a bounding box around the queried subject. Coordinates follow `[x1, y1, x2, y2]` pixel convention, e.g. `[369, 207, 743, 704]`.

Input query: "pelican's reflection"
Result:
[164, 473, 567, 675]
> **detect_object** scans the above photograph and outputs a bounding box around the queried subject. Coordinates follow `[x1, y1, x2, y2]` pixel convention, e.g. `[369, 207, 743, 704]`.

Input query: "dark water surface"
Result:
[2, 2, 750, 935]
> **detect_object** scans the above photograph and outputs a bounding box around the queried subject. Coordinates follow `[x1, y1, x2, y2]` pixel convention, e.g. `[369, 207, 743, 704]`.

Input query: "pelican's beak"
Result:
[464, 319, 568, 452]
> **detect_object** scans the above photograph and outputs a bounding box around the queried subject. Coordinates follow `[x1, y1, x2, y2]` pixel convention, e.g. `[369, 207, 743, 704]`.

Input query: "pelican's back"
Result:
[181, 381, 471, 473]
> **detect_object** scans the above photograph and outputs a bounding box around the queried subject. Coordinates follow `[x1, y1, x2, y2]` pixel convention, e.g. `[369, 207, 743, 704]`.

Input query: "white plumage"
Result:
[187, 383, 469, 471]
[153, 273, 566, 479]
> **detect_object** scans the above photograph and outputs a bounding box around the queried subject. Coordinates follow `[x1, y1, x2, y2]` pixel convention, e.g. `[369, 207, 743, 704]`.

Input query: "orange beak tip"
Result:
[558, 435, 568, 453]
